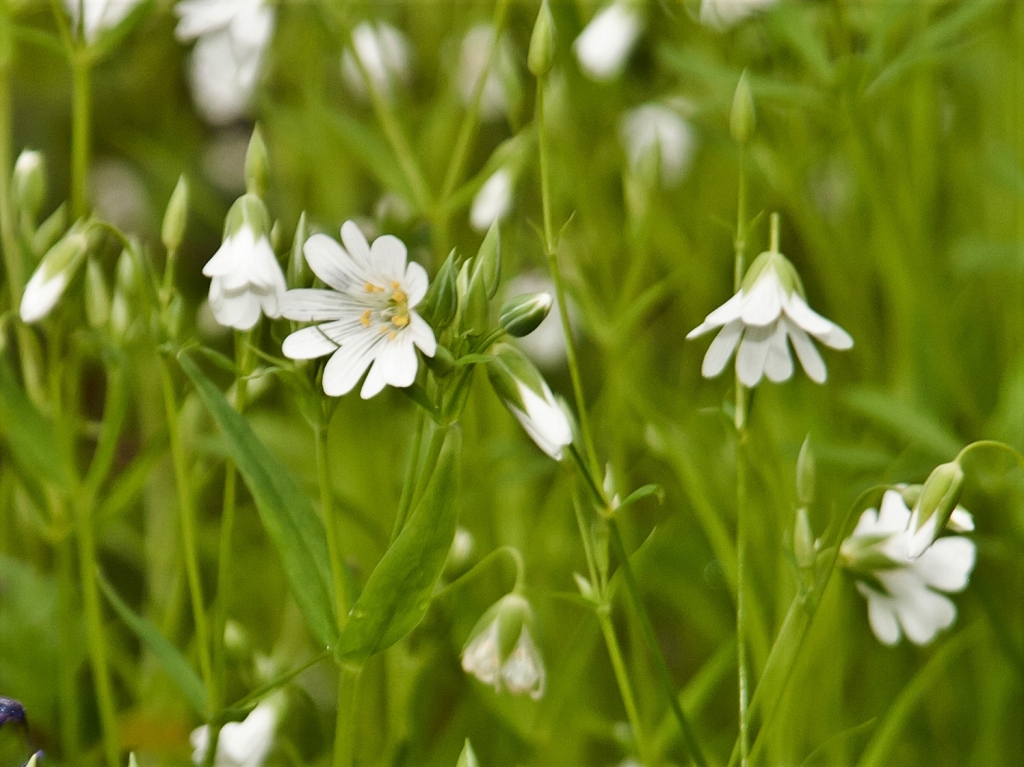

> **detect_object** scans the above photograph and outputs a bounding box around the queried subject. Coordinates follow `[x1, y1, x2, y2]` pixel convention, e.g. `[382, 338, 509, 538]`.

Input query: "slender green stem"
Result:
[597, 611, 653, 766]
[316, 415, 350, 630]
[70, 50, 90, 219]
[332, 664, 362, 767]
[159, 361, 214, 703]
[56, 538, 81, 763]
[389, 410, 425, 544]
[75, 495, 120, 767]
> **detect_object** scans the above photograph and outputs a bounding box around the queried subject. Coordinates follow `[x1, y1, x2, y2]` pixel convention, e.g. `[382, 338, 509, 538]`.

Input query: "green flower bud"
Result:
[289, 211, 309, 287]
[730, 70, 756, 144]
[424, 343, 455, 377]
[528, 0, 556, 77]
[13, 149, 46, 221]
[793, 507, 814, 570]
[161, 176, 188, 255]
[899, 484, 922, 510]
[32, 203, 67, 258]
[245, 125, 269, 198]
[839, 534, 903, 579]
[499, 292, 552, 337]
[20, 224, 90, 323]
[443, 527, 476, 580]
[456, 740, 479, 767]
[471, 220, 502, 300]
[84, 258, 111, 329]
[460, 260, 489, 336]
[418, 250, 458, 330]
[907, 460, 965, 559]
[128, 754, 138, 767]
[224, 194, 272, 240]
[796, 435, 815, 507]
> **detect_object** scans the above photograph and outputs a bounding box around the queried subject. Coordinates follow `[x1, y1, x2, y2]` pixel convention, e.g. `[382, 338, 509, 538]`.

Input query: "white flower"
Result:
[487, 343, 573, 460]
[699, 0, 779, 30]
[175, 0, 275, 125]
[191, 696, 281, 767]
[841, 489, 976, 647]
[461, 594, 545, 700]
[202, 196, 286, 331]
[458, 24, 518, 122]
[64, 0, 143, 42]
[20, 227, 90, 323]
[686, 250, 852, 386]
[342, 21, 411, 101]
[573, 2, 644, 82]
[619, 103, 696, 187]
[470, 168, 513, 233]
[281, 221, 436, 399]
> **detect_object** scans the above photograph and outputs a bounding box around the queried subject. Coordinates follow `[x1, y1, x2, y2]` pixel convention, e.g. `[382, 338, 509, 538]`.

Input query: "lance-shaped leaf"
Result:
[335, 427, 462, 662]
[179, 354, 338, 648]
[0, 359, 72, 491]
[98, 573, 206, 717]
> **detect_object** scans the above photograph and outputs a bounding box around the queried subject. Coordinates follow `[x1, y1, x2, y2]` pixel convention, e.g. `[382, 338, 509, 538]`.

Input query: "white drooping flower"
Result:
[686, 239, 852, 386]
[64, 0, 144, 42]
[342, 21, 411, 101]
[202, 194, 286, 330]
[470, 168, 514, 233]
[573, 2, 644, 82]
[619, 103, 696, 187]
[457, 24, 519, 122]
[699, 0, 779, 30]
[175, 0, 275, 125]
[281, 221, 436, 399]
[462, 594, 545, 700]
[841, 489, 976, 647]
[190, 695, 283, 767]
[487, 343, 573, 460]
[20, 225, 90, 324]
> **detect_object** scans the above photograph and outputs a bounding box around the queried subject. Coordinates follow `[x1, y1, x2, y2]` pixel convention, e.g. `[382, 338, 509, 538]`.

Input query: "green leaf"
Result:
[98, 573, 206, 717]
[179, 354, 338, 648]
[844, 388, 962, 460]
[0, 359, 72, 491]
[335, 427, 462, 662]
[616, 483, 665, 513]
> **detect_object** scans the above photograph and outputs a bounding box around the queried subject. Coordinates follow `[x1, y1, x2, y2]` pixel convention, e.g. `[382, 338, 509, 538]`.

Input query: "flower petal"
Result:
[210, 279, 261, 330]
[700, 319, 743, 378]
[280, 288, 354, 322]
[687, 291, 743, 338]
[202, 235, 244, 278]
[785, 319, 827, 383]
[913, 537, 976, 593]
[739, 272, 784, 326]
[322, 332, 381, 397]
[409, 312, 437, 356]
[762, 321, 793, 383]
[893, 581, 956, 646]
[304, 233, 363, 291]
[340, 220, 372, 268]
[876, 489, 911, 533]
[404, 261, 429, 307]
[361, 334, 417, 398]
[785, 293, 853, 350]
[859, 585, 902, 646]
[370, 234, 408, 281]
[736, 323, 773, 387]
[282, 325, 340, 360]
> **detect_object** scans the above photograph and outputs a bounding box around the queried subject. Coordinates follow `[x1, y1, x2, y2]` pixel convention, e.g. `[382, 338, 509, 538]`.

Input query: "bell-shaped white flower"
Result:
[619, 103, 696, 187]
[462, 594, 545, 700]
[175, 0, 275, 125]
[699, 0, 779, 30]
[458, 24, 519, 122]
[470, 168, 514, 233]
[686, 242, 852, 386]
[64, 0, 143, 42]
[487, 343, 573, 460]
[841, 489, 976, 647]
[20, 225, 90, 323]
[203, 195, 286, 330]
[342, 21, 411, 101]
[191, 695, 282, 767]
[281, 221, 436, 399]
[573, 2, 644, 82]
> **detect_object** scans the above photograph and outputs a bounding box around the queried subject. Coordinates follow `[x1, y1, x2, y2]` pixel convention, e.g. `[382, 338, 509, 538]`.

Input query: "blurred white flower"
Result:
[503, 273, 569, 370]
[841, 489, 976, 647]
[90, 158, 150, 233]
[64, 0, 143, 42]
[191, 695, 282, 767]
[175, 0, 275, 125]
[699, 0, 779, 30]
[470, 168, 514, 233]
[574, 2, 644, 82]
[462, 594, 545, 700]
[619, 103, 696, 187]
[203, 196, 285, 330]
[281, 221, 436, 399]
[20, 226, 90, 323]
[686, 249, 852, 386]
[458, 24, 518, 122]
[342, 21, 411, 101]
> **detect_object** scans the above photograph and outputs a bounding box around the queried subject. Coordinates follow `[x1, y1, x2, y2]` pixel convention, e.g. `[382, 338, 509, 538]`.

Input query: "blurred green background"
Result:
[1, 0, 1024, 765]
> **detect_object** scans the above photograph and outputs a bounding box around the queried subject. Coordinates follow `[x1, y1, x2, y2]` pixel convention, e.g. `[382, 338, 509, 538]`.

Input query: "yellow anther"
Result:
[379, 324, 389, 334]
[365, 282, 384, 293]
[360, 309, 372, 327]
[392, 313, 410, 328]
[391, 281, 400, 289]
[389, 331, 398, 340]
[392, 289, 407, 303]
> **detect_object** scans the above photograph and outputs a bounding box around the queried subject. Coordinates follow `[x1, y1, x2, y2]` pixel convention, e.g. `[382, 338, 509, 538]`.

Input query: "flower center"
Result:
[362, 280, 411, 339]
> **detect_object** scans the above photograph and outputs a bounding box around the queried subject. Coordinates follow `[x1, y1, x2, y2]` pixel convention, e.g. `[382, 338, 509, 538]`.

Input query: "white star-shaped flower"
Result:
[619, 103, 696, 187]
[64, 0, 143, 42]
[281, 222, 436, 399]
[191, 695, 281, 767]
[573, 1, 644, 82]
[699, 0, 779, 30]
[687, 249, 852, 386]
[841, 489, 976, 647]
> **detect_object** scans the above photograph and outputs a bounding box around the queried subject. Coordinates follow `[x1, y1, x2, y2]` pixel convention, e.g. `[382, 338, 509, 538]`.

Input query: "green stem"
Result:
[389, 410, 425, 544]
[316, 415, 350, 629]
[735, 433, 749, 767]
[56, 538, 81, 763]
[597, 611, 652, 766]
[75, 496, 120, 767]
[159, 361, 215, 705]
[332, 664, 361, 767]
[70, 50, 90, 219]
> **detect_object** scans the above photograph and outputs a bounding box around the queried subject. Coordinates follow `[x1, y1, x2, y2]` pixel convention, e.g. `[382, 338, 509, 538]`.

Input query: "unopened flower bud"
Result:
[25, 753, 42, 767]
[161, 175, 189, 253]
[456, 740, 479, 767]
[444, 527, 476, 579]
[796, 435, 815, 506]
[730, 70, 756, 144]
[793, 507, 814, 570]
[288, 211, 309, 287]
[245, 125, 269, 198]
[20, 225, 90, 323]
[899, 484, 922, 510]
[418, 250, 458, 330]
[460, 259, 489, 336]
[461, 593, 545, 700]
[499, 292, 552, 337]
[32, 203, 67, 258]
[528, 0, 556, 77]
[907, 461, 965, 559]
[84, 259, 110, 329]
[13, 150, 45, 221]
[471, 220, 502, 300]
[224, 619, 253, 661]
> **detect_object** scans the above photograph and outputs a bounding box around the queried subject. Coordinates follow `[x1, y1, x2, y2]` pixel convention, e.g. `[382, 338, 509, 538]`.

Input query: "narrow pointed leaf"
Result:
[0, 359, 72, 491]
